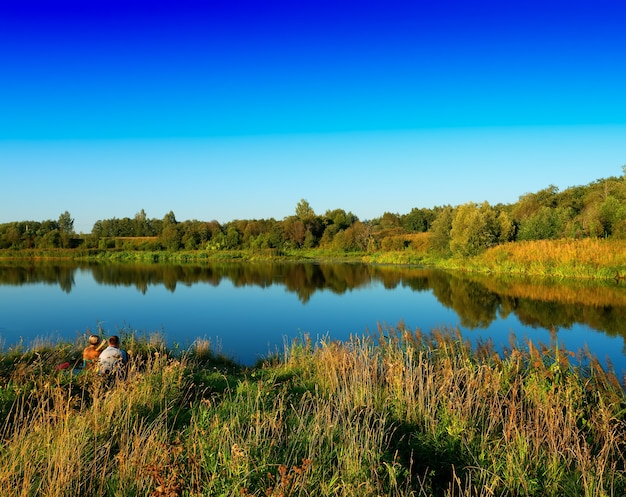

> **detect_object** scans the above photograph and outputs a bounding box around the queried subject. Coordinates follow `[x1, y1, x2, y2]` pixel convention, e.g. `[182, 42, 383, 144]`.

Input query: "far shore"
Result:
[2, 237, 626, 281]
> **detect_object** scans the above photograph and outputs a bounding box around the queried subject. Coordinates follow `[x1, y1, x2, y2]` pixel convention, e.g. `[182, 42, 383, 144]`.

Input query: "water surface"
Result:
[1, 261, 625, 376]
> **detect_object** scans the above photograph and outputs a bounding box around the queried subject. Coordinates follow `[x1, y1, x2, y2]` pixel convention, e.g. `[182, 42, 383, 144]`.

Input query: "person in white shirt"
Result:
[98, 335, 128, 376]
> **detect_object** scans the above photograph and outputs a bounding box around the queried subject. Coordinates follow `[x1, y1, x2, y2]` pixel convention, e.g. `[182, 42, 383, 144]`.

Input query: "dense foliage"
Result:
[2, 174, 626, 255]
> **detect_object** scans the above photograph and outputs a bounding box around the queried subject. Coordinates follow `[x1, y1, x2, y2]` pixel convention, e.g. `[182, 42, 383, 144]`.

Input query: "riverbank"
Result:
[0, 327, 624, 496]
[2, 238, 626, 280]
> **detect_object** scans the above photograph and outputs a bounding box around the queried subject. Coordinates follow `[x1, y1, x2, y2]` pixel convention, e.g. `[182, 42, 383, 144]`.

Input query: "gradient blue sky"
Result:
[1, 0, 625, 232]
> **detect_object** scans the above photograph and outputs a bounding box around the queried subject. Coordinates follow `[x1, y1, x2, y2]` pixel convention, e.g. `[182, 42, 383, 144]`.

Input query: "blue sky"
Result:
[1, 0, 625, 232]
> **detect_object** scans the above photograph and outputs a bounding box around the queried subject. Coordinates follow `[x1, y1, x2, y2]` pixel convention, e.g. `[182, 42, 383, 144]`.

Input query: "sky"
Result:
[1, 0, 625, 233]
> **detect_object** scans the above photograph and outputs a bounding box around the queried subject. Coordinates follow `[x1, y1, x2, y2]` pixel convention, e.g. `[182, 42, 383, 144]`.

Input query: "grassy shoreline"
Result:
[3, 238, 626, 280]
[0, 327, 624, 496]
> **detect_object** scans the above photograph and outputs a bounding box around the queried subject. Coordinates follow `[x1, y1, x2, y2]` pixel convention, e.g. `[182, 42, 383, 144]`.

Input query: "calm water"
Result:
[1, 261, 625, 376]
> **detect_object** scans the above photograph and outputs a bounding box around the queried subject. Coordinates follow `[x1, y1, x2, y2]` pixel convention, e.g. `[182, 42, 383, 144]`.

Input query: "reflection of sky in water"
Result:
[1, 271, 625, 375]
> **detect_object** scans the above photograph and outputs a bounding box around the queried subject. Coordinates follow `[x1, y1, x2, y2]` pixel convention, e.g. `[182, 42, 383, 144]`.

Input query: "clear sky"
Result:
[1, 0, 625, 233]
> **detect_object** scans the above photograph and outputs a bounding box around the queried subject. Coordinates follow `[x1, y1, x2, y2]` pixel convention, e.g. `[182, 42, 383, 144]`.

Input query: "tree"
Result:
[291, 200, 323, 248]
[319, 223, 339, 248]
[429, 206, 454, 254]
[160, 212, 180, 250]
[512, 185, 559, 222]
[57, 211, 74, 248]
[402, 208, 429, 232]
[37, 229, 61, 248]
[599, 195, 626, 237]
[295, 199, 315, 221]
[343, 221, 371, 251]
[160, 224, 181, 250]
[283, 217, 306, 248]
[450, 202, 503, 256]
[134, 209, 149, 236]
[517, 206, 571, 241]
[224, 225, 242, 249]
[497, 210, 515, 243]
[4, 225, 22, 248]
[378, 212, 402, 230]
[324, 209, 357, 231]
[58, 211, 74, 235]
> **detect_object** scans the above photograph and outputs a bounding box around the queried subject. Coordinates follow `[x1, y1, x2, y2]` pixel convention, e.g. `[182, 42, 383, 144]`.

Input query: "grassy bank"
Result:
[0, 327, 624, 496]
[3, 238, 626, 280]
[432, 239, 626, 280]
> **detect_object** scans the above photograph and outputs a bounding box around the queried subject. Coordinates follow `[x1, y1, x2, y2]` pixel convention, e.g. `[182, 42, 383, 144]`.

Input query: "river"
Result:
[1, 261, 625, 377]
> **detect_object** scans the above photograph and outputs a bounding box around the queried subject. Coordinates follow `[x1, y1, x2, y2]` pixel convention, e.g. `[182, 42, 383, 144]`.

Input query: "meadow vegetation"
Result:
[0, 327, 624, 496]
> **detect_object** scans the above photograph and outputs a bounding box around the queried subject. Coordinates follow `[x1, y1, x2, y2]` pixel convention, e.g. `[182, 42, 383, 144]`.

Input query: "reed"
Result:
[0, 328, 623, 496]
[470, 239, 626, 279]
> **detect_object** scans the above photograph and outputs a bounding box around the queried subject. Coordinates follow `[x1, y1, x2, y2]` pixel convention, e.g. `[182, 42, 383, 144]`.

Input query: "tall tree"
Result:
[57, 211, 74, 248]
[429, 206, 454, 254]
[134, 209, 149, 236]
[295, 199, 315, 221]
[160, 211, 181, 250]
[58, 211, 74, 235]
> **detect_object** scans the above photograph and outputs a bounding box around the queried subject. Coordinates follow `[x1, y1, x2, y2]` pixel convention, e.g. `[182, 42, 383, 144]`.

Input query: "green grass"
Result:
[4, 238, 626, 281]
[0, 326, 624, 496]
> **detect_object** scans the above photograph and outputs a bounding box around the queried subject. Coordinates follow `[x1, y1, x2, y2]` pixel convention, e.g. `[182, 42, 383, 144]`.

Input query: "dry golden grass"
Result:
[482, 238, 626, 277]
[0, 328, 624, 496]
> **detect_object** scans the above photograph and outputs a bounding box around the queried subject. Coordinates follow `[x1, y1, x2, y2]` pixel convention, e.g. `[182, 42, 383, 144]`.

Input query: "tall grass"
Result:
[462, 239, 626, 279]
[0, 327, 624, 496]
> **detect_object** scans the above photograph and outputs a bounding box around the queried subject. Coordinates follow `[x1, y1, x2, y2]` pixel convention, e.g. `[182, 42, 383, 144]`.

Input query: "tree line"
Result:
[2, 172, 626, 255]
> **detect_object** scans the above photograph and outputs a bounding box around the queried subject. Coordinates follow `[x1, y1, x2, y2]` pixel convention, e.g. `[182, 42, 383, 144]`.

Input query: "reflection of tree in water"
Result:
[509, 296, 626, 348]
[471, 273, 626, 343]
[426, 270, 455, 309]
[281, 264, 319, 303]
[54, 266, 75, 294]
[0, 263, 76, 294]
[427, 271, 500, 328]
[280, 264, 373, 303]
[3, 261, 626, 346]
[514, 300, 577, 329]
[585, 304, 626, 340]
[451, 280, 501, 328]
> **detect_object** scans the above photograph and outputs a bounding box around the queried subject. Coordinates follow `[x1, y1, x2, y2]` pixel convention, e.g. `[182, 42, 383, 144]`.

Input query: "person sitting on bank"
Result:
[98, 335, 128, 376]
[83, 335, 106, 370]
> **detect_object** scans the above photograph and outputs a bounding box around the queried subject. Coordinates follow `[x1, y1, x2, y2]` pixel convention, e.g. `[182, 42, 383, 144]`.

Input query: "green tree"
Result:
[599, 195, 626, 237]
[450, 202, 503, 256]
[283, 217, 306, 248]
[160, 224, 181, 250]
[57, 211, 74, 247]
[266, 221, 284, 249]
[517, 206, 571, 240]
[343, 221, 371, 251]
[4, 224, 22, 248]
[512, 185, 559, 223]
[324, 209, 357, 231]
[58, 211, 74, 235]
[377, 212, 402, 230]
[37, 229, 61, 248]
[293, 199, 323, 247]
[429, 206, 454, 254]
[159, 211, 181, 250]
[224, 225, 242, 249]
[331, 229, 346, 251]
[295, 199, 315, 221]
[497, 210, 515, 243]
[133, 209, 150, 236]
[402, 207, 429, 232]
[319, 223, 339, 247]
